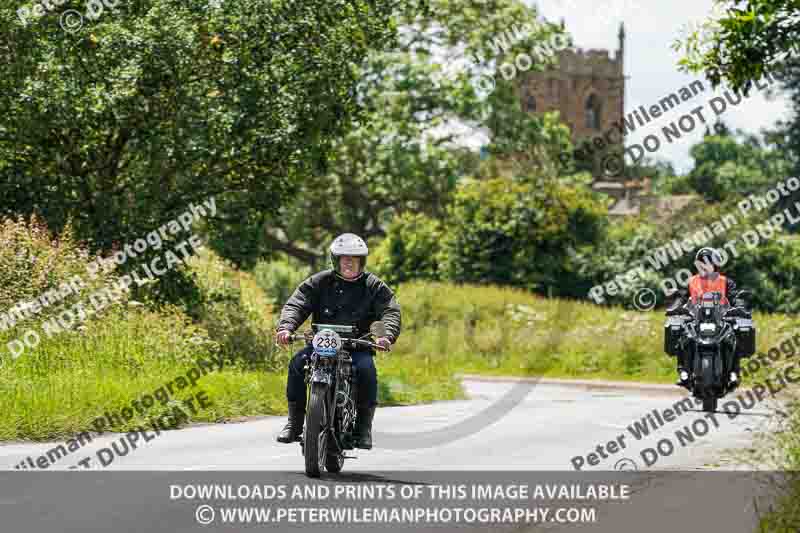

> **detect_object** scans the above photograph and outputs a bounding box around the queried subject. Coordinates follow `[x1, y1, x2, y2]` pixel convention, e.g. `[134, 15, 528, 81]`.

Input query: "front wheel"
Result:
[702, 396, 717, 412]
[303, 383, 328, 478]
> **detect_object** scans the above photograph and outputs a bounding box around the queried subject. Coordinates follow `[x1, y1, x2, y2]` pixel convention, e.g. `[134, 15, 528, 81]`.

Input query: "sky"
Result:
[530, 0, 794, 174]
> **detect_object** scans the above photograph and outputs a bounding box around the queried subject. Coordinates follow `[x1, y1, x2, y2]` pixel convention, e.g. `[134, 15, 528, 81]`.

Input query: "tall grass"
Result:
[754, 389, 800, 531]
[390, 281, 797, 384]
[0, 224, 463, 442]
[0, 304, 222, 440]
[2, 216, 797, 445]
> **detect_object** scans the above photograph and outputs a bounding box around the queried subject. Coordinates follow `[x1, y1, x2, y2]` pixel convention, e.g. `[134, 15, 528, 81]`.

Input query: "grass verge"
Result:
[2, 244, 797, 443]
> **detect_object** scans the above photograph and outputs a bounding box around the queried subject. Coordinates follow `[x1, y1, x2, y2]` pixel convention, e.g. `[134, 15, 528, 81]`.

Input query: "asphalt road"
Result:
[0, 379, 786, 533]
[0, 378, 775, 471]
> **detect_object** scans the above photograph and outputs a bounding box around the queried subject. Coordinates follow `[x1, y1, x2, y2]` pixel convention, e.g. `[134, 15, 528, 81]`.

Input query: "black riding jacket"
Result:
[277, 270, 402, 344]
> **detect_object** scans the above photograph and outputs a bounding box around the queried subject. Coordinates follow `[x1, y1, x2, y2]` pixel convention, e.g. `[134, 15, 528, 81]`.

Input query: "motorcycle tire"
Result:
[304, 382, 328, 478]
[701, 356, 718, 412]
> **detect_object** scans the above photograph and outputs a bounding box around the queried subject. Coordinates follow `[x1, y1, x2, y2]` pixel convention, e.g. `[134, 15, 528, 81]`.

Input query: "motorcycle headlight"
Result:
[699, 323, 716, 334]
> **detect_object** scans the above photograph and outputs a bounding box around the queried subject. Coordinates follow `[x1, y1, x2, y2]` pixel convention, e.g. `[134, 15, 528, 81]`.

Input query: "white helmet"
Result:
[330, 233, 368, 280]
[695, 247, 721, 273]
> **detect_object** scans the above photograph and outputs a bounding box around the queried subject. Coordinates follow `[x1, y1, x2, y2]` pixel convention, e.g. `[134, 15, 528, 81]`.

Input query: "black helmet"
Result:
[330, 233, 368, 280]
[695, 247, 721, 273]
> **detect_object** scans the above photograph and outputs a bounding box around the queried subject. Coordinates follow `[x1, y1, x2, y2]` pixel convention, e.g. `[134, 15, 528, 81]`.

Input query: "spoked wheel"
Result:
[324, 408, 346, 473]
[303, 383, 328, 478]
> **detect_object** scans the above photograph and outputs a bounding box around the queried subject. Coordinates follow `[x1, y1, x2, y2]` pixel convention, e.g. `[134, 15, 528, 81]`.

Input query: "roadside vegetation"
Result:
[0, 221, 461, 442]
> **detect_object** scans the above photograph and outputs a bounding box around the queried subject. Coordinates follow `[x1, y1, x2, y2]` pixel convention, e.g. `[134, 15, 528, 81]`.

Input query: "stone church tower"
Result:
[518, 22, 625, 156]
[517, 23, 653, 216]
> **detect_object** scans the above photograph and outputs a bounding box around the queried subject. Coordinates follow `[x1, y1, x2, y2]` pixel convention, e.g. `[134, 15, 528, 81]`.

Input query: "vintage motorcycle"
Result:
[664, 290, 756, 412]
[288, 321, 388, 478]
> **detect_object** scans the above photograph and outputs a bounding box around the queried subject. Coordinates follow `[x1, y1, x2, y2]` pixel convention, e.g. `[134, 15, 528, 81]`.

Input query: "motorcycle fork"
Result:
[300, 358, 334, 454]
[332, 354, 358, 453]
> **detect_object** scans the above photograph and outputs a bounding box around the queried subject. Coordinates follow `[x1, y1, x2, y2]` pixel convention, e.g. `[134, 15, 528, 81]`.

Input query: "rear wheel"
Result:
[303, 383, 328, 478]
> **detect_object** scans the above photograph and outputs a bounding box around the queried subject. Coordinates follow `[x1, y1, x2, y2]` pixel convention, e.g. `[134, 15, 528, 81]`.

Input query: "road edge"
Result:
[455, 374, 687, 396]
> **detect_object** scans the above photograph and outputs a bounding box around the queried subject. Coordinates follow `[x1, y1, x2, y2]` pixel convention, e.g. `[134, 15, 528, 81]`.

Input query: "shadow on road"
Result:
[288, 471, 430, 485]
[687, 409, 772, 417]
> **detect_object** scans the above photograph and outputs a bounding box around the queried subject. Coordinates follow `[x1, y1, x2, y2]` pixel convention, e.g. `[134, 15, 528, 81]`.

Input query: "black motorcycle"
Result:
[665, 290, 755, 412]
[288, 321, 387, 478]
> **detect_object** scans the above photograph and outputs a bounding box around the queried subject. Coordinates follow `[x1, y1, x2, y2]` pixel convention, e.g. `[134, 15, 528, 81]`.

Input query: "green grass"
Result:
[0, 254, 465, 442]
[2, 257, 798, 443]
[390, 280, 799, 385]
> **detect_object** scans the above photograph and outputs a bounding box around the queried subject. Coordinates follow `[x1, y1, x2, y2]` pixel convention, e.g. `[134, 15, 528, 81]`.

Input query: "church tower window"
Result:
[525, 93, 537, 112]
[585, 94, 602, 129]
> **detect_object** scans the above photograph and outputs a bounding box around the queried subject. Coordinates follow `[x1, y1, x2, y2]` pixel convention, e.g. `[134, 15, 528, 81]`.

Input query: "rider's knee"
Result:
[289, 347, 311, 374]
[353, 354, 377, 380]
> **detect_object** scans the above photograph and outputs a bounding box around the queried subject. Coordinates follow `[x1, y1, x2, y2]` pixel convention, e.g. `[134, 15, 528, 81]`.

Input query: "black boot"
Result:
[676, 367, 689, 387]
[276, 401, 305, 443]
[353, 406, 375, 450]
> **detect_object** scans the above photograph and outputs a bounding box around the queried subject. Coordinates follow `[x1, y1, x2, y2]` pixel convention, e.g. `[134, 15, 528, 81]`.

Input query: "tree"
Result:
[247, 0, 573, 267]
[674, 0, 800, 93]
[0, 0, 401, 293]
[687, 128, 790, 202]
[369, 212, 444, 286]
[442, 177, 607, 296]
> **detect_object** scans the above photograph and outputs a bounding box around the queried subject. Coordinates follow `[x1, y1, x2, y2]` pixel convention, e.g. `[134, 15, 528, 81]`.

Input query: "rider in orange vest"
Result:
[688, 271, 729, 305]
[676, 247, 738, 386]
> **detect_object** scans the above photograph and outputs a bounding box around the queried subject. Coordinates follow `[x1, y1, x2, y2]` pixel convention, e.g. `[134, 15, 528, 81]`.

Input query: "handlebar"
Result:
[284, 333, 389, 352]
[347, 338, 389, 351]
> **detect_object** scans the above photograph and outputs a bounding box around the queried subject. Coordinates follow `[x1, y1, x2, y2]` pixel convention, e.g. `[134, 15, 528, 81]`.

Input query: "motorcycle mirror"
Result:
[733, 289, 751, 308]
[370, 321, 387, 339]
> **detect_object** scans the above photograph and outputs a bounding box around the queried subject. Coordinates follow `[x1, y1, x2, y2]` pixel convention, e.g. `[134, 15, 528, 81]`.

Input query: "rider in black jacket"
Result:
[274, 233, 401, 449]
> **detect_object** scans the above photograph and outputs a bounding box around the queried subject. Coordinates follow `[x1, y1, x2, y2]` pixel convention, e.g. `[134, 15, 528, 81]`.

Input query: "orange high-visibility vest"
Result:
[688, 274, 728, 305]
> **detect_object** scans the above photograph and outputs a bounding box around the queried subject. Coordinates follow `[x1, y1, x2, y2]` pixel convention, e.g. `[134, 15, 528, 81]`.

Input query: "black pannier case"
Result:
[734, 318, 756, 358]
[664, 316, 687, 356]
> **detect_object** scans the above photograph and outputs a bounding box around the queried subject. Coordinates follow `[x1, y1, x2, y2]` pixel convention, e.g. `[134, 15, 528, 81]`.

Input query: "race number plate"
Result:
[313, 329, 342, 357]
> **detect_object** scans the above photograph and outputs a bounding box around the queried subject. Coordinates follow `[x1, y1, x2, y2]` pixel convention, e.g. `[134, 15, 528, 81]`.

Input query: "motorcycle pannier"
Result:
[734, 318, 756, 358]
[664, 316, 687, 356]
